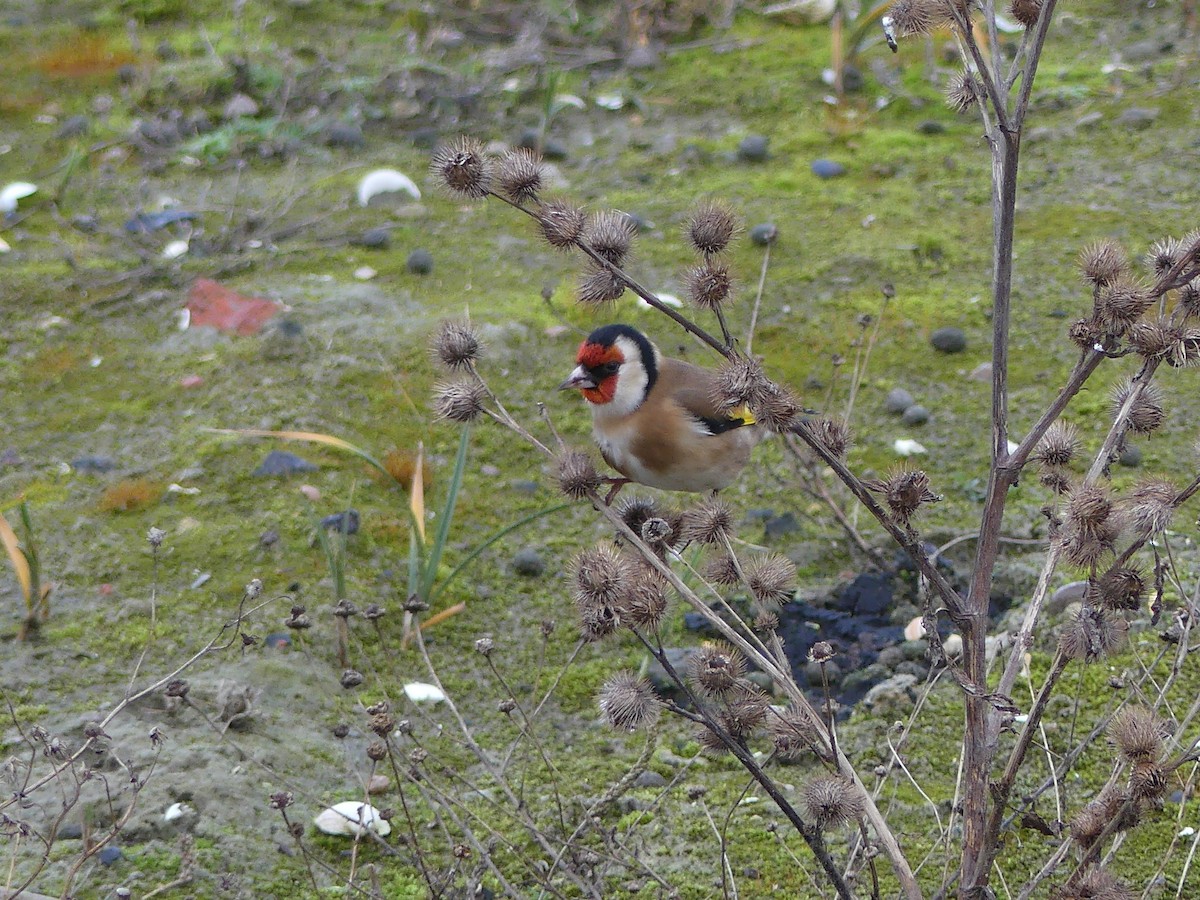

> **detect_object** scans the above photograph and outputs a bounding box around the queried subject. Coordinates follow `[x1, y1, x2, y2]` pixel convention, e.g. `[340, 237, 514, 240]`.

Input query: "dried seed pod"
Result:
[720, 691, 770, 740]
[599, 672, 660, 732]
[622, 571, 669, 631]
[1127, 319, 1177, 361]
[1068, 317, 1103, 350]
[432, 319, 481, 370]
[577, 265, 626, 305]
[433, 380, 487, 423]
[1079, 240, 1129, 288]
[807, 416, 851, 461]
[766, 705, 819, 759]
[573, 544, 630, 609]
[704, 553, 741, 586]
[1107, 706, 1166, 763]
[745, 553, 797, 608]
[557, 450, 603, 500]
[1094, 566, 1146, 611]
[1145, 237, 1182, 278]
[616, 495, 659, 535]
[679, 497, 734, 544]
[802, 775, 865, 830]
[684, 259, 734, 310]
[1033, 421, 1080, 468]
[431, 137, 492, 199]
[1009, 0, 1041, 27]
[887, 0, 939, 36]
[1110, 378, 1165, 435]
[945, 69, 980, 113]
[713, 354, 772, 412]
[1039, 467, 1072, 495]
[1057, 866, 1136, 900]
[537, 198, 586, 249]
[583, 210, 636, 266]
[1129, 761, 1168, 801]
[496, 148, 544, 204]
[686, 201, 740, 255]
[752, 382, 800, 433]
[577, 600, 620, 642]
[1096, 279, 1153, 334]
[1058, 606, 1127, 661]
[1123, 477, 1177, 536]
[866, 469, 940, 523]
[690, 643, 746, 697]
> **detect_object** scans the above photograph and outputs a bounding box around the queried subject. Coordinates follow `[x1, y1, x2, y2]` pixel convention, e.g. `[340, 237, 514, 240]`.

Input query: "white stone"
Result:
[164, 802, 192, 822]
[314, 801, 391, 837]
[357, 169, 420, 206]
[162, 240, 189, 260]
[403, 682, 445, 703]
[893, 438, 927, 456]
[0, 181, 37, 213]
[904, 616, 925, 641]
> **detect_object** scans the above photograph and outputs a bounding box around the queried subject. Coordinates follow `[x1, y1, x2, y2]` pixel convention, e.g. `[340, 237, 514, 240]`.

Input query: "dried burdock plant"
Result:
[689, 642, 746, 697]
[1110, 378, 1165, 435]
[685, 201, 740, 256]
[622, 569, 670, 631]
[557, 449, 603, 500]
[1079, 240, 1130, 288]
[598, 672, 660, 732]
[583, 210, 637, 266]
[1068, 787, 1133, 849]
[679, 497, 734, 544]
[684, 259, 733, 310]
[865, 468, 940, 524]
[1059, 482, 1121, 568]
[577, 265, 626, 304]
[431, 319, 481, 370]
[1145, 237, 1182, 278]
[1123, 477, 1177, 537]
[1095, 279, 1153, 335]
[1033, 420, 1080, 468]
[802, 775, 865, 830]
[946, 69, 980, 113]
[806, 416, 851, 461]
[1106, 706, 1166, 763]
[432, 380, 487, 423]
[713, 354, 772, 412]
[430, 136, 492, 199]
[1128, 760, 1169, 802]
[1055, 867, 1136, 900]
[537, 198, 586, 250]
[704, 553, 741, 586]
[573, 544, 630, 609]
[744, 552, 797, 608]
[496, 148, 545, 205]
[1058, 605, 1128, 661]
[1093, 566, 1146, 611]
[1009, 0, 1042, 27]
[766, 705, 819, 759]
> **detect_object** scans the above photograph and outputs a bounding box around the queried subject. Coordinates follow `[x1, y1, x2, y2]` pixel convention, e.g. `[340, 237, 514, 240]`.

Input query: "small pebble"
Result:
[917, 120, 946, 135]
[353, 227, 390, 250]
[884, 388, 914, 414]
[749, 223, 778, 246]
[1118, 444, 1142, 467]
[320, 510, 360, 535]
[811, 159, 846, 179]
[98, 846, 123, 866]
[254, 450, 318, 477]
[930, 326, 967, 353]
[326, 122, 365, 148]
[901, 405, 930, 426]
[56, 114, 90, 139]
[633, 771, 667, 788]
[72, 454, 117, 473]
[1116, 107, 1159, 130]
[223, 93, 259, 119]
[368, 774, 391, 794]
[406, 248, 434, 274]
[968, 362, 992, 381]
[737, 134, 769, 162]
[512, 547, 545, 577]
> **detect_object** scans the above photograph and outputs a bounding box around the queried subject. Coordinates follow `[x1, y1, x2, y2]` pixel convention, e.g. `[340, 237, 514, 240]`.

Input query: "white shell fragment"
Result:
[637, 292, 683, 310]
[904, 617, 925, 641]
[893, 438, 927, 456]
[162, 240, 189, 260]
[0, 181, 37, 214]
[356, 169, 421, 206]
[314, 801, 391, 837]
[164, 802, 192, 822]
[403, 682, 446, 704]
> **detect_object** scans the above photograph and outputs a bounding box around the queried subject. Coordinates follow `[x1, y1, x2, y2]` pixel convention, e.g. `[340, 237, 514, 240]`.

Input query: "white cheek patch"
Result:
[603, 335, 651, 417]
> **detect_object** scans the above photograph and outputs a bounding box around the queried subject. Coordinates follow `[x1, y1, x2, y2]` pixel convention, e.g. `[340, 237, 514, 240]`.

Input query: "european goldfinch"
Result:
[559, 324, 762, 499]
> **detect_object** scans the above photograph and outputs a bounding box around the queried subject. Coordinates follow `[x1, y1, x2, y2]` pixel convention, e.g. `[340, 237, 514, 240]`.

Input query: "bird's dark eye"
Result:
[592, 362, 620, 378]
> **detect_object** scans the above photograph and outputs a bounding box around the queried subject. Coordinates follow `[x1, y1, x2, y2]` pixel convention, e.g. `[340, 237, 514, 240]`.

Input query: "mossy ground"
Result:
[2, 0, 1200, 896]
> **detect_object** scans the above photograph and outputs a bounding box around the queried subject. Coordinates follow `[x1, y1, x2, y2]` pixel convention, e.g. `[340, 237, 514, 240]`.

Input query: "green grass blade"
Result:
[419, 426, 471, 600]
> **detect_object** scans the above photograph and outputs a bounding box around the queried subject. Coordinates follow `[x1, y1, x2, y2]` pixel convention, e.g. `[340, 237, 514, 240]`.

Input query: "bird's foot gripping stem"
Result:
[602, 477, 632, 505]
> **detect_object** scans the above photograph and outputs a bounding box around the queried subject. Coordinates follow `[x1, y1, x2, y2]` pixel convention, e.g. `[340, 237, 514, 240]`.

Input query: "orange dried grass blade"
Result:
[420, 602, 466, 632]
[410, 443, 426, 543]
[0, 510, 32, 607]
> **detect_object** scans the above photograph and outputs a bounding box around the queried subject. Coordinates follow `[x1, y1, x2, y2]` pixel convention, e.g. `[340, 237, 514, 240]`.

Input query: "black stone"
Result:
[834, 572, 894, 617]
[749, 223, 778, 246]
[737, 134, 769, 162]
[326, 123, 365, 148]
[353, 227, 390, 249]
[884, 387, 914, 414]
[56, 115, 91, 140]
[320, 510, 360, 535]
[99, 846, 123, 866]
[764, 512, 799, 539]
[917, 120, 946, 135]
[811, 159, 846, 179]
[930, 326, 967, 353]
[406, 248, 434, 274]
[72, 455, 116, 473]
[901, 405, 930, 426]
[512, 547, 545, 577]
[253, 450, 318, 477]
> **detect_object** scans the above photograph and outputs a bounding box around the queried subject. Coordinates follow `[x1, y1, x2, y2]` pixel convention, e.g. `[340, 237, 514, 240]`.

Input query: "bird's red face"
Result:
[560, 340, 623, 405]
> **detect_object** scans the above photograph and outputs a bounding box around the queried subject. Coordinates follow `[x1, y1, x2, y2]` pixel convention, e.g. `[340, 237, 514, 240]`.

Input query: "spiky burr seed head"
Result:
[802, 775, 865, 830]
[1079, 240, 1130, 288]
[1068, 317, 1103, 351]
[537, 198, 586, 250]
[1107, 706, 1166, 763]
[767, 705, 819, 759]
[1126, 320, 1177, 362]
[1058, 866, 1137, 900]
[1146, 237, 1182, 278]
[577, 265, 626, 305]
[431, 136, 492, 199]
[720, 691, 771, 740]
[433, 380, 487, 423]
[1124, 477, 1177, 537]
[807, 416, 851, 461]
[598, 672, 660, 732]
[690, 642, 746, 697]
[1129, 761, 1168, 802]
[1058, 606, 1127, 662]
[1180, 279, 1200, 318]
[1039, 467, 1072, 494]
[616, 495, 658, 534]
[1096, 279, 1153, 335]
[573, 544, 630, 608]
[679, 497, 734, 544]
[1034, 421, 1081, 468]
[577, 600, 619, 642]
[622, 571, 669, 631]
[583, 210, 636, 266]
[887, 0, 937, 36]
[684, 259, 733, 310]
[867, 468, 940, 523]
[745, 553, 797, 608]
[945, 69, 980, 113]
[432, 319, 481, 370]
[685, 201, 740, 255]
[1110, 378, 1165, 435]
[714, 354, 772, 413]
[1094, 566, 1146, 611]
[809, 641, 836, 663]
[1009, 0, 1042, 27]
[704, 553, 741, 586]
[753, 382, 800, 433]
[496, 148, 544, 204]
[557, 450, 603, 500]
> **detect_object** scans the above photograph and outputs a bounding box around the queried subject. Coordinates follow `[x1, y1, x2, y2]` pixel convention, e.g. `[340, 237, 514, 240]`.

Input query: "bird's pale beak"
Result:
[558, 365, 597, 391]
